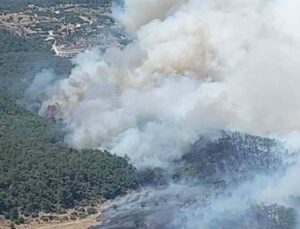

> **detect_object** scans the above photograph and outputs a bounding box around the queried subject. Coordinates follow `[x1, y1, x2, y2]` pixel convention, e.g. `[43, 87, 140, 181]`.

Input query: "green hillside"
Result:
[0, 29, 138, 224]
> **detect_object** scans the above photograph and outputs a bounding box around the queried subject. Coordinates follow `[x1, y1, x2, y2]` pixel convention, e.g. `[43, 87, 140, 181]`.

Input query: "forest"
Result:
[0, 29, 72, 99]
[0, 28, 138, 225]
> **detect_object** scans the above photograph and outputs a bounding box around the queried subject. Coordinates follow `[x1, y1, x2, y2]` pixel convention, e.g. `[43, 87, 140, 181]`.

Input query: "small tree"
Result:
[87, 208, 97, 215]
[9, 208, 18, 220]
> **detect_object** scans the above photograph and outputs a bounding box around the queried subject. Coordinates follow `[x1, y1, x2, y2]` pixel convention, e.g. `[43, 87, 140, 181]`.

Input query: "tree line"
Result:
[0, 28, 137, 224]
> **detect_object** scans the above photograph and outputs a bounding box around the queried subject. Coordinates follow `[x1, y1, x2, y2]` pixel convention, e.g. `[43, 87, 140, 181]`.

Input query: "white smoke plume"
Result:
[32, 0, 300, 227]
[114, 0, 188, 31]
[39, 0, 300, 169]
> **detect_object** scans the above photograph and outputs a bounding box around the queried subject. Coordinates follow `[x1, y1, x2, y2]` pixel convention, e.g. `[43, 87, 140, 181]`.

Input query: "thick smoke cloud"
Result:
[40, 0, 300, 166]
[114, 0, 188, 31]
[38, 0, 300, 169]
[32, 0, 300, 227]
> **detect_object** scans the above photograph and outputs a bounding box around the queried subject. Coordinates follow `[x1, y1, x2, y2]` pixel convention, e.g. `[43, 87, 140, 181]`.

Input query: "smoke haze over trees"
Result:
[0, 27, 137, 225]
[34, 0, 300, 228]
[3, 0, 300, 228]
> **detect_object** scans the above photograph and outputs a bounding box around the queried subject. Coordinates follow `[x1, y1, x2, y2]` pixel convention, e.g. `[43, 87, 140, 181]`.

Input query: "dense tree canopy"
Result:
[0, 29, 138, 224]
[0, 92, 137, 222]
[0, 29, 72, 99]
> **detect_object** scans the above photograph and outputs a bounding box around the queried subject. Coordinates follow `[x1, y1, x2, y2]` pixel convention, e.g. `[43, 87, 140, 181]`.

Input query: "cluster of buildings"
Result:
[0, 3, 123, 58]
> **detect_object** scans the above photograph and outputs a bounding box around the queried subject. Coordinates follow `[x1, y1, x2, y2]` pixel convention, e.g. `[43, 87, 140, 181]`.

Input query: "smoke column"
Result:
[31, 0, 300, 227]
[38, 0, 300, 169]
